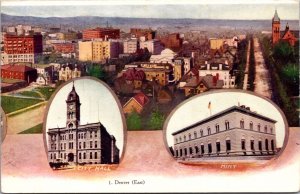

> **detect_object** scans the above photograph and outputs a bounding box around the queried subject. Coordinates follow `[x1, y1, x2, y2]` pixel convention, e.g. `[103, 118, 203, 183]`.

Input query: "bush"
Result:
[126, 111, 142, 130]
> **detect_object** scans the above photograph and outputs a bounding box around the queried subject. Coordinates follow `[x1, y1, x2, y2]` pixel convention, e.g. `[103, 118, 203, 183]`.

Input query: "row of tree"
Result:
[248, 37, 256, 91]
[259, 36, 299, 126]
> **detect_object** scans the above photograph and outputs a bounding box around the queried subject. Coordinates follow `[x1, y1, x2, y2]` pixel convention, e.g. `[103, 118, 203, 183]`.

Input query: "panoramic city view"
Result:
[1, 2, 298, 136]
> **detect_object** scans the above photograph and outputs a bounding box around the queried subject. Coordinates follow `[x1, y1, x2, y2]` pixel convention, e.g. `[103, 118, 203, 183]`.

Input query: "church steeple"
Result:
[272, 9, 281, 45]
[66, 81, 81, 128]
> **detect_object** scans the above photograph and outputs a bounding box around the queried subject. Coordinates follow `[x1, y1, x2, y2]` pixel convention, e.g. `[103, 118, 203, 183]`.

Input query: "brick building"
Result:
[82, 27, 120, 40]
[3, 33, 43, 64]
[130, 28, 156, 40]
[157, 33, 183, 51]
[53, 43, 76, 54]
[1, 64, 37, 83]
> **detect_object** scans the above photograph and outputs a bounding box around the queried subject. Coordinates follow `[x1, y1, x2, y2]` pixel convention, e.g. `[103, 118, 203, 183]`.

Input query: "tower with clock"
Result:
[66, 82, 81, 129]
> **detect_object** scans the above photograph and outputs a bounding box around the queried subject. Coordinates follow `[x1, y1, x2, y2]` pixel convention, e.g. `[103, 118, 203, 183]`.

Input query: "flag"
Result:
[208, 101, 211, 109]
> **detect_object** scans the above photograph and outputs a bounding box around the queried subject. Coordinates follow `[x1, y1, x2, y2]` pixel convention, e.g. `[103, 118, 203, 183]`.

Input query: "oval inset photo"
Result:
[164, 90, 288, 166]
[43, 77, 126, 170]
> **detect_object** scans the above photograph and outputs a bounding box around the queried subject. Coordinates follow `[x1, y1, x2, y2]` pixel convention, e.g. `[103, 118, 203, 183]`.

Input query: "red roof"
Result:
[1, 64, 36, 72]
[123, 68, 145, 81]
[133, 92, 149, 107]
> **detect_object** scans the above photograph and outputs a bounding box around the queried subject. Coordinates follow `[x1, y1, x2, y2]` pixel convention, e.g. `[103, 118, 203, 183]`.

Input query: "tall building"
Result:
[47, 83, 119, 167]
[130, 28, 156, 40]
[272, 10, 281, 45]
[78, 40, 122, 62]
[172, 105, 277, 160]
[123, 39, 138, 54]
[139, 39, 164, 55]
[3, 33, 43, 64]
[82, 27, 120, 40]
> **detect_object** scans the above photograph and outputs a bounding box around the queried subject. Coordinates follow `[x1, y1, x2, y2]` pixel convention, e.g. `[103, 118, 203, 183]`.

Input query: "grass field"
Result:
[1, 96, 43, 114]
[18, 91, 42, 98]
[19, 123, 43, 134]
[35, 87, 55, 100]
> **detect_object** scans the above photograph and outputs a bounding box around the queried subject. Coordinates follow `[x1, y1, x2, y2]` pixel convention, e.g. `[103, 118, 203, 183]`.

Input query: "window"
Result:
[175, 150, 178, 157]
[241, 139, 246, 150]
[179, 137, 182, 142]
[79, 152, 81, 159]
[195, 146, 199, 154]
[258, 141, 262, 153]
[95, 152, 97, 159]
[90, 141, 93, 148]
[257, 124, 261, 132]
[251, 140, 255, 152]
[264, 126, 267, 133]
[194, 132, 197, 139]
[83, 142, 86, 149]
[250, 122, 253, 130]
[184, 148, 187, 156]
[270, 128, 273, 134]
[265, 139, 269, 151]
[184, 135, 186, 141]
[200, 130, 203, 137]
[95, 132, 97, 138]
[90, 152, 93, 159]
[189, 147, 193, 155]
[50, 153, 52, 159]
[208, 144, 212, 154]
[79, 142, 81, 149]
[207, 128, 211, 135]
[215, 124, 220, 133]
[90, 132, 92, 138]
[95, 141, 97, 148]
[201, 144, 205, 154]
[180, 149, 182, 156]
[189, 133, 191, 140]
[175, 138, 178, 143]
[271, 140, 275, 151]
[225, 121, 230, 130]
[54, 153, 56, 159]
[83, 152, 86, 159]
[240, 119, 244, 129]
[226, 140, 231, 152]
[216, 142, 221, 153]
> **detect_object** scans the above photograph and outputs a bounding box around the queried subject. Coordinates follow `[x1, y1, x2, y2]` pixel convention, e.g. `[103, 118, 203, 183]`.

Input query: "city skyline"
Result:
[1, 0, 299, 20]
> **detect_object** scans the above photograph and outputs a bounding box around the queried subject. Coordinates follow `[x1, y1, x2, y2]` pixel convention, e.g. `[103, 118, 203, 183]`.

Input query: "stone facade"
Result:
[172, 105, 277, 159]
[47, 84, 119, 167]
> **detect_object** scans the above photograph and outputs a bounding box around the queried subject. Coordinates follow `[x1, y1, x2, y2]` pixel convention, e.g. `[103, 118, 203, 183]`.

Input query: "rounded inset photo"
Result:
[43, 77, 126, 170]
[164, 90, 288, 166]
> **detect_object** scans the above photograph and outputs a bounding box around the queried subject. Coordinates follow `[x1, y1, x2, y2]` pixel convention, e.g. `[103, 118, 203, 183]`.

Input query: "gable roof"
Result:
[133, 92, 149, 107]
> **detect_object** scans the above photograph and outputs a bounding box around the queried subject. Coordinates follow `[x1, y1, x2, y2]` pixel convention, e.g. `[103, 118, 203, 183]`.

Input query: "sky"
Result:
[1, 0, 299, 20]
[165, 91, 287, 149]
[45, 78, 125, 157]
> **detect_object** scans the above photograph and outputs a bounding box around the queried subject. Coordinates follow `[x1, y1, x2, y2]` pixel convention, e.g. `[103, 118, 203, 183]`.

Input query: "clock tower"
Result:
[66, 82, 81, 128]
[272, 9, 281, 45]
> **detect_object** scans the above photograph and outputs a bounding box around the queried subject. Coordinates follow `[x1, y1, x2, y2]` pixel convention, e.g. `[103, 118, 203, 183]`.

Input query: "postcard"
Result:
[1, 0, 299, 193]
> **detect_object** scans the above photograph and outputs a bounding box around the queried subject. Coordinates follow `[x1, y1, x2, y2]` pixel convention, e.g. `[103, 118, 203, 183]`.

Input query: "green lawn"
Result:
[18, 91, 42, 98]
[1, 96, 43, 114]
[35, 87, 55, 100]
[19, 123, 43, 134]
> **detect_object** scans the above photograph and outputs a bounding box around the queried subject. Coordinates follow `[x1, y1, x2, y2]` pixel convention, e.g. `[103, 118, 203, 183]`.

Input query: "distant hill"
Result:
[1, 13, 299, 33]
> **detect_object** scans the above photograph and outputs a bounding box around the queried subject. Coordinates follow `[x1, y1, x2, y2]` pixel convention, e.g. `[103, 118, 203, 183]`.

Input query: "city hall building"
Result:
[172, 105, 277, 160]
[47, 83, 119, 167]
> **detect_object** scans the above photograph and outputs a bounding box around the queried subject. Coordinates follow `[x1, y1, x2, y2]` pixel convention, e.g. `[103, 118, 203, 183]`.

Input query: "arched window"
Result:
[225, 121, 230, 130]
[79, 152, 81, 159]
[250, 137, 255, 154]
[90, 152, 93, 159]
[200, 129, 203, 137]
[184, 135, 186, 141]
[216, 140, 221, 153]
[195, 146, 199, 154]
[194, 131, 197, 139]
[68, 123, 73, 129]
[241, 139, 246, 150]
[240, 119, 244, 129]
[257, 124, 261, 132]
[83, 152, 86, 159]
[249, 122, 253, 130]
[201, 143, 205, 154]
[207, 127, 211, 135]
[189, 133, 191, 140]
[215, 124, 220, 133]
[264, 126, 267, 133]
[189, 147, 193, 155]
[258, 140, 262, 154]
[95, 152, 97, 159]
[226, 137, 231, 152]
[265, 139, 269, 151]
[54, 153, 56, 159]
[271, 140, 275, 151]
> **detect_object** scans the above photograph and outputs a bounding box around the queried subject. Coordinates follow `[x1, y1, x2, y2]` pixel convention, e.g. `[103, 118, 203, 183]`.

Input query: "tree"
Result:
[147, 108, 165, 130]
[87, 65, 106, 80]
[273, 41, 295, 63]
[126, 110, 142, 130]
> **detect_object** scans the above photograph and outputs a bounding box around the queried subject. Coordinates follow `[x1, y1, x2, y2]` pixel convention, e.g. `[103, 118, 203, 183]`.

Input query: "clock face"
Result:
[69, 105, 74, 110]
